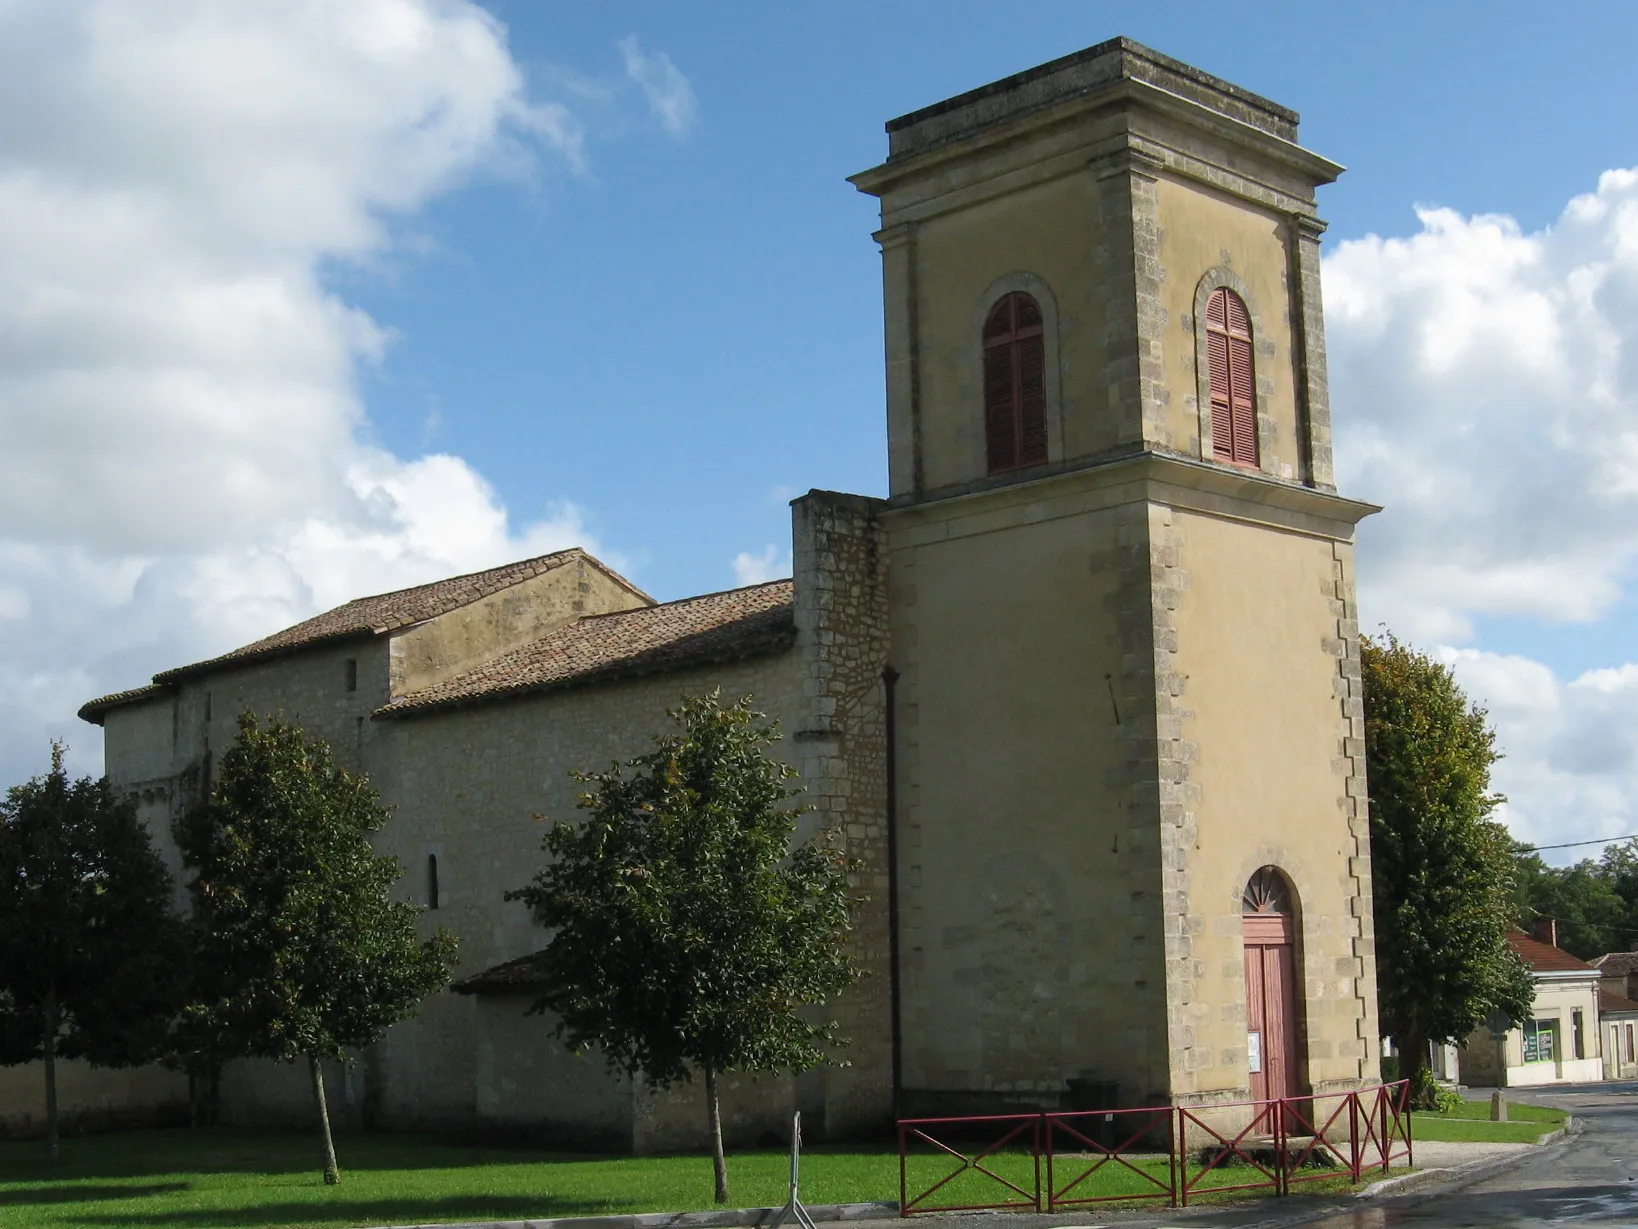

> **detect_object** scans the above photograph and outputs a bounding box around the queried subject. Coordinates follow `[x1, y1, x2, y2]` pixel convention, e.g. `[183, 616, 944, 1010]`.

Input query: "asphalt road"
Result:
[1296, 1082, 1638, 1228]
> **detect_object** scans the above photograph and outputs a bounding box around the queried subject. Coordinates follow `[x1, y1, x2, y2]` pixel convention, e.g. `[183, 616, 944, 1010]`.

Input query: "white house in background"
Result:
[1590, 950, 1638, 1080]
[1461, 925, 1603, 1087]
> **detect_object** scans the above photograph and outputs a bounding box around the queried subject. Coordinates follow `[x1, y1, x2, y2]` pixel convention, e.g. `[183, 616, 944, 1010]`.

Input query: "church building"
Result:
[60, 38, 1382, 1150]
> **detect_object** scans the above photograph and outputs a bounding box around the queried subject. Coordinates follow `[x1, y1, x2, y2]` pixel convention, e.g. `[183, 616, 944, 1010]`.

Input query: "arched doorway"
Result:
[1242, 867, 1303, 1101]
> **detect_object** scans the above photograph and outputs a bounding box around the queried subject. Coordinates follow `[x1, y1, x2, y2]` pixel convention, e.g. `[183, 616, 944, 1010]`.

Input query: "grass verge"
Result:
[0, 1128, 1401, 1229]
[1407, 1097, 1567, 1144]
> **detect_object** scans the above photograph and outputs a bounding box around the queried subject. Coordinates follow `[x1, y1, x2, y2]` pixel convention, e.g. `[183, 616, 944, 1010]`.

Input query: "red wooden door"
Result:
[1243, 869, 1302, 1103]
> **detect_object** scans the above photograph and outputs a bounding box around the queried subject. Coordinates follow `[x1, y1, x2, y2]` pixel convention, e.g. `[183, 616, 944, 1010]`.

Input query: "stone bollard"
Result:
[1491, 1090, 1507, 1122]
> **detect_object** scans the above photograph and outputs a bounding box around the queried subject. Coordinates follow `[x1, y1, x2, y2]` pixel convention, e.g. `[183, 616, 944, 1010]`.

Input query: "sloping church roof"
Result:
[78, 548, 650, 723]
[376, 580, 796, 719]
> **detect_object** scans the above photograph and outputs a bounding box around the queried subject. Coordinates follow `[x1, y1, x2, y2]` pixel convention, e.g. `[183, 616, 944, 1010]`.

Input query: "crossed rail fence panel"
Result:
[896, 1113, 1041, 1215]
[1177, 1097, 1283, 1206]
[897, 1082, 1414, 1217]
[1278, 1090, 1364, 1190]
[1043, 1106, 1176, 1210]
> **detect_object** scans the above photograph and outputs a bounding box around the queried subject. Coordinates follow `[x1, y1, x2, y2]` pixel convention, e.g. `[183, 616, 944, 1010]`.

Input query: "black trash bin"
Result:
[1063, 1078, 1120, 1148]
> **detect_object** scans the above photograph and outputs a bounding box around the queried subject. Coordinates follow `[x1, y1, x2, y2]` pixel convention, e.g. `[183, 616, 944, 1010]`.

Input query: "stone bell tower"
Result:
[851, 39, 1381, 1113]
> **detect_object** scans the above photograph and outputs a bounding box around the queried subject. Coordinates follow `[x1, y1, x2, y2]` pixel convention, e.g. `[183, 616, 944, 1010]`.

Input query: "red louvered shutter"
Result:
[983, 292, 1047, 474]
[1207, 328, 1232, 460]
[985, 341, 1016, 471]
[1228, 333, 1256, 464]
[1204, 288, 1257, 467]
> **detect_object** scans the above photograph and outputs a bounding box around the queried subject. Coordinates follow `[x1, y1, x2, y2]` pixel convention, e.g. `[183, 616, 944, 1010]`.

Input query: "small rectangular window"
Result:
[345, 658, 358, 692]
[1573, 1008, 1585, 1060]
[427, 854, 440, 910]
[1627, 1023, 1634, 1063]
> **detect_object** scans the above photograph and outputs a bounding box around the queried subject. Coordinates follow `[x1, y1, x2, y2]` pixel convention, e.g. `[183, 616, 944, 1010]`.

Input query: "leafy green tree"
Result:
[1510, 843, 1632, 959]
[175, 713, 457, 1184]
[508, 691, 859, 1205]
[0, 745, 183, 1162]
[1362, 634, 1534, 1103]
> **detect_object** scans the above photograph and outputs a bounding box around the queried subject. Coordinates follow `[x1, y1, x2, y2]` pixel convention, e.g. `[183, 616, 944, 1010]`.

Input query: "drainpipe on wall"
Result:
[883, 665, 903, 1124]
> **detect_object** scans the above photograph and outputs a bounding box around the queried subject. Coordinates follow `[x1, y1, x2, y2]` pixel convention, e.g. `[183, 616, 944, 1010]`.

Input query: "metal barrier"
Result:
[1043, 1106, 1176, 1210]
[897, 1113, 1041, 1214]
[1279, 1090, 1362, 1190]
[897, 1081, 1414, 1216]
[1178, 1097, 1283, 1206]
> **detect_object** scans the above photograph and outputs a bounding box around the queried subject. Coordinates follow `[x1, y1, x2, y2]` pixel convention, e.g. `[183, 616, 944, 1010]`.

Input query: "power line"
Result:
[1522, 834, 1638, 853]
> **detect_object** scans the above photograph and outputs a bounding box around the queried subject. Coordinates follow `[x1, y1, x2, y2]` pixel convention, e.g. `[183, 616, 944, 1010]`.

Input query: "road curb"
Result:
[1354, 1114, 1576, 1202]
[371, 1201, 900, 1229]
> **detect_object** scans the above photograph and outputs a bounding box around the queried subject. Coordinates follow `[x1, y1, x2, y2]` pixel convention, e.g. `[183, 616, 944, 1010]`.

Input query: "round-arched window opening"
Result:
[1242, 866, 1292, 915]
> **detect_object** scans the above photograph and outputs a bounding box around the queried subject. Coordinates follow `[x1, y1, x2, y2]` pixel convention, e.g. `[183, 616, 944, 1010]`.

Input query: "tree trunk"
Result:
[43, 988, 60, 1165]
[208, 1060, 221, 1128]
[704, 1066, 728, 1205]
[1398, 1029, 1433, 1106]
[308, 1055, 340, 1185]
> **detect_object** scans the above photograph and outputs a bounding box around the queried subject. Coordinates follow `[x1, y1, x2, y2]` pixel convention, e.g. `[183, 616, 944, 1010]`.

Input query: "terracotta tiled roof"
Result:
[1600, 989, 1638, 1016]
[451, 950, 551, 996]
[379, 580, 796, 719]
[1507, 929, 1597, 974]
[152, 549, 600, 685]
[1593, 952, 1638, 976]
[79, 549, 654, 724]
[77, 683, 174, 724]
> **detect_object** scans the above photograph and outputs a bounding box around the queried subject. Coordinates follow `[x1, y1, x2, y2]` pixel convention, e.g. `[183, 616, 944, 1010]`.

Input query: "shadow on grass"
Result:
[0, 1183, 191, 1205]
[0, 1129, 604, 1183]
[55, 1193, 617, 1227]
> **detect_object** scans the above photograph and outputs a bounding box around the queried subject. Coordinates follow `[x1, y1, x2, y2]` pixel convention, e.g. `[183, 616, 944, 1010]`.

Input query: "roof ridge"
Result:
[576, 577, 793, 624]
[339, 546, 584, 610]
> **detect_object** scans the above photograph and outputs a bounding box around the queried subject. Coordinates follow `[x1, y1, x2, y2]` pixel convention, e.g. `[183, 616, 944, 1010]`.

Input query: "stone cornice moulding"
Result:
[882, 450, 1379, 549]
[851, 76, 1342, 204]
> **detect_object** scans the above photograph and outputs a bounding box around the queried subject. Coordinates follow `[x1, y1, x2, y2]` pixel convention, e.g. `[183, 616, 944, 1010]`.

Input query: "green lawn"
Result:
[0, 1127, 1388, 1228]
[1406, 1097, 1567, 1145]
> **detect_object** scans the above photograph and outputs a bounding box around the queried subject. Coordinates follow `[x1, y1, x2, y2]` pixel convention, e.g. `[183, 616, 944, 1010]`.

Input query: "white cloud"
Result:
[1325, 170, 1638, 643]
[732, 545, 791, 587]
[618, 36, 697, 136]
[0, 0, 598, 787]
[1439, 648, 1638, 855]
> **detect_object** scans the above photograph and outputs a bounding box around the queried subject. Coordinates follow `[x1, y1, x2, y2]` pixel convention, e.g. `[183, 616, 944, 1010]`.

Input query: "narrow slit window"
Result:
[427, 854, 440, 910]
[983, 292, 1047, 474]
[345, 658, 358, 693]
[1204, 287, 1257, 466]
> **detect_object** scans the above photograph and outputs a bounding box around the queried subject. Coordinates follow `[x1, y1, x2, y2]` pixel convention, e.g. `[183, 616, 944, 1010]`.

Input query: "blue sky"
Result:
[3, 0, 1638, 857]
[351, 1, 1638, 608]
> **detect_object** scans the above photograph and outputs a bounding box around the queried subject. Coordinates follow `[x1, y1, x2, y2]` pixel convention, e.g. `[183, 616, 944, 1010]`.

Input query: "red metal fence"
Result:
[898, 1081, 1411, 1216]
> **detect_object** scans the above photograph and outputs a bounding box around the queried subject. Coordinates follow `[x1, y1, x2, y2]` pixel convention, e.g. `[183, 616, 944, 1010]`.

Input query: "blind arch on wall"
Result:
[1205, 287, 1257, 466]
[983, 291, 1047, 474]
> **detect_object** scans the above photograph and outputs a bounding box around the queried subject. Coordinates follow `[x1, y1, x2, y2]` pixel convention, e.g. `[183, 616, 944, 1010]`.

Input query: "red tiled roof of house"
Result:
[1507, 929, 1597, 974]
[1592, 952, 1638, 977]
[1600, 989, 1638, 1016]
[377, 579, 796, 719]
[79, 549, 653, 724]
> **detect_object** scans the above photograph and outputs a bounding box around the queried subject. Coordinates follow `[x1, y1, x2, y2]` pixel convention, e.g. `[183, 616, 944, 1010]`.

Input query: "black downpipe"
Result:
[883, 666, 903, 1124]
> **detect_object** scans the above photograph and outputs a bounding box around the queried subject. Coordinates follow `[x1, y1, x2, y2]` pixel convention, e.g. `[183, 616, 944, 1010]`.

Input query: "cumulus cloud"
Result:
[618, 35, 697, 136]
[1325, 171, 1638, 643]
[0, 0, 595, 785]
[732, 545, 791, 587]
[1438, 649, 1638, 852]
[1326, 172, 1638, 854]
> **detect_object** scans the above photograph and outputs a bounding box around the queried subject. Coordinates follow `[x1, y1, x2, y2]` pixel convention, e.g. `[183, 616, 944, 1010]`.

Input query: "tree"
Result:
[508, 691, 859, 1205]
[174, 713, 457, 1184]
[1510, 842, 1632, 959]
[1362, 633, 1534, 1103]
[0, 745, 183, 1162]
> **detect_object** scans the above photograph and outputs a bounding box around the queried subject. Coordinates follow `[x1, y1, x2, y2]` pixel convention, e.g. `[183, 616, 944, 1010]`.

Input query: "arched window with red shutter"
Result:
[983, 292, 1047, 474]
[1204, 287, 1257, 466]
